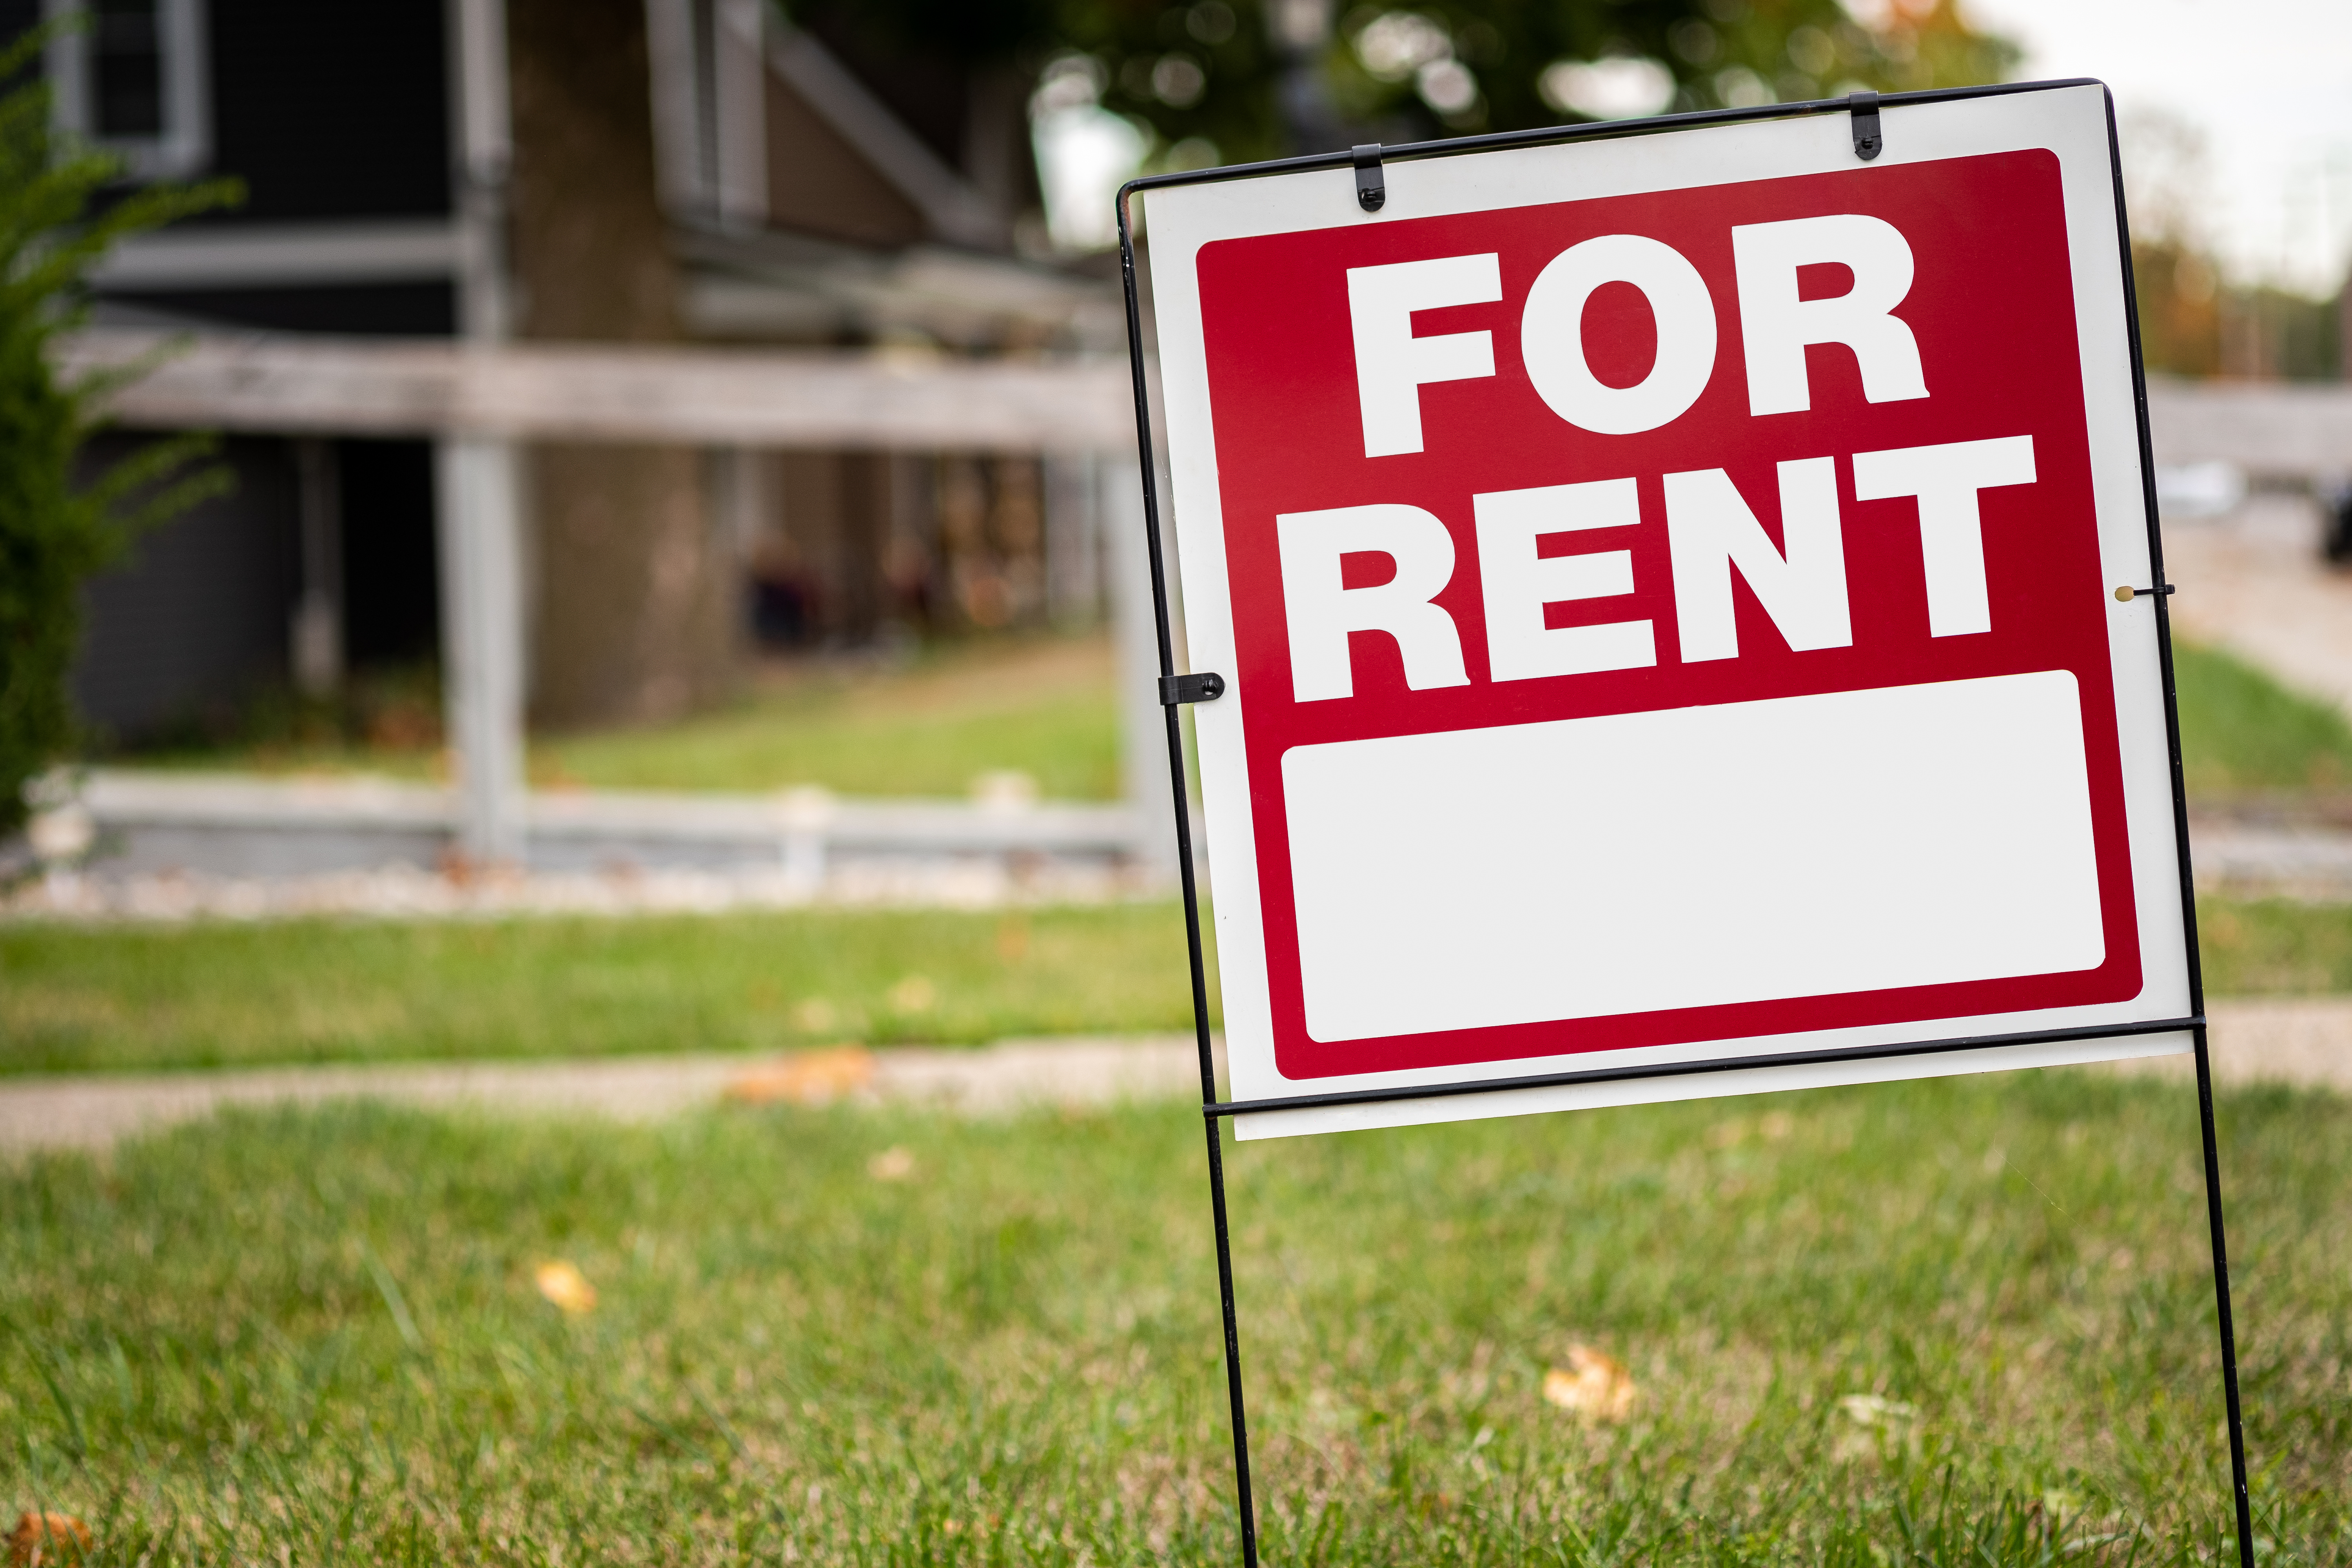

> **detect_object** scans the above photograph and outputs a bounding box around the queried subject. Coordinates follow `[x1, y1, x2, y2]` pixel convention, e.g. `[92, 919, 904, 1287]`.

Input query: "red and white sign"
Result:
[1145, 85, 2194, 1138]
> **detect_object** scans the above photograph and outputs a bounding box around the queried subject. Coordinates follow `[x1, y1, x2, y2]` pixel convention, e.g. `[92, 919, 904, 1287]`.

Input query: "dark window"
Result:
[101, 281, 458, 336]
[0, 2, 40, 85]
[338, 439, 441, 668]
[93, 0, 164, 137]
[199, 1, 452, 222]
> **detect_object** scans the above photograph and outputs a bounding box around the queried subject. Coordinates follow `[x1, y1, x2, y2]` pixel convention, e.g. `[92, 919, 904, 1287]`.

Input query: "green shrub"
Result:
[0, 21, 236, 834]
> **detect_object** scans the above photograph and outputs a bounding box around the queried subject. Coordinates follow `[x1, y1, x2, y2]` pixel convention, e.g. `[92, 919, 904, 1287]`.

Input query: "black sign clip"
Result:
[2114, 583, 2177, 602]
[1847, 91, 1883, 161]
[1352, 143, 1387, 212]
[1160, 671, 1227, 705]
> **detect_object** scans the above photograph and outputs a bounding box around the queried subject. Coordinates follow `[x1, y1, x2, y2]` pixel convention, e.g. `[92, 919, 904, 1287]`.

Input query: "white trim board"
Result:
[93, 221, 465, 290]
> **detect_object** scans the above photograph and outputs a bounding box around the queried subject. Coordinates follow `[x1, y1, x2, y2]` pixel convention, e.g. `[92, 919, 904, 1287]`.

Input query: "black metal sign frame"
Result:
[1115, 78, 2252, 1568]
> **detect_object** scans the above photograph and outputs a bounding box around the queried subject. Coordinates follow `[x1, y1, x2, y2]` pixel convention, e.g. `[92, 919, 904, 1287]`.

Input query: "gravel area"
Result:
[0, 856, 1145, 922]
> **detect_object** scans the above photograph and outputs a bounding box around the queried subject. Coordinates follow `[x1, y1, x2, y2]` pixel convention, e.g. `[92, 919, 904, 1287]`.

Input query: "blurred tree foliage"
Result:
[2135, 248, 2341, 381]
[2132, 241, 2222, 377]
[2121, 107, 2344, 381]
[0, 24, 235, 834]
[786, 0, 2018, 167]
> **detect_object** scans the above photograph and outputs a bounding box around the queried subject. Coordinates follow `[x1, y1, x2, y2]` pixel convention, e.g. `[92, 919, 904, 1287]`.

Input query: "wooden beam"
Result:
[64, 334, 2349, 472]
[56, 330, 1140, 451]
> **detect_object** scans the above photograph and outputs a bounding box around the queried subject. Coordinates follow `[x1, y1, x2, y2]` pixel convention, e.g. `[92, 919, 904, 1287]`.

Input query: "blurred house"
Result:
[10, 0, 1119, 740]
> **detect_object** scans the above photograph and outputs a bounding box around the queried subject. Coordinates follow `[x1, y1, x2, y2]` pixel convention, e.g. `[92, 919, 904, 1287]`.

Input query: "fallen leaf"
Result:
[1832, 1392, 1920, 1462]
[726, 1047, 875, 1106]
[887, 976, 936, 1014]
[7, 1512, 91, 1567]
[996, 915, 1030, 962]
[1836, 1392, 1915, 1428]
[867, 1145, 916, 1181]
[535, 1260, 597, 1316]
[1542, 1344, 1637, 1424]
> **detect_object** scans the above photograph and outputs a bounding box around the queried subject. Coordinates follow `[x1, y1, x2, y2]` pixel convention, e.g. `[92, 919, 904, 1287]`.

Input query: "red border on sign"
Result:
[1195, 150, 2144, 1080]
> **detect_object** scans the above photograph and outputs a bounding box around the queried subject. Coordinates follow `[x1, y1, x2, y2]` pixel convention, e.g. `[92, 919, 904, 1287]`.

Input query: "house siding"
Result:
[71, 435, 299, 740]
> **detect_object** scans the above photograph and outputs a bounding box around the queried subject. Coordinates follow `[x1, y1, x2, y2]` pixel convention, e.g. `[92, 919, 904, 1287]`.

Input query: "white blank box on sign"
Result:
[1281, 671, 2106, 1045]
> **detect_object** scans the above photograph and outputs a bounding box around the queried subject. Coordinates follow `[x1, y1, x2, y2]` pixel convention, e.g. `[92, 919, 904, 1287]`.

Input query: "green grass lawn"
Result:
[118, 632, 1125, 800]
[0, 896, 2340, 1078]
[541, 634, 1118, 799]
[0, 904, 1210, 1076]
[0, 1072, 2343, 1564]
[2198, 898, 2352, 994]
[2174, 642, 2352, 800]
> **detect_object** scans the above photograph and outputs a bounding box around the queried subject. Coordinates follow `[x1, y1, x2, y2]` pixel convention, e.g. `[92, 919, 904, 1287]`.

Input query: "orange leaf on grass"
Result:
[7, 1513, 91, 1567]
[1542, 1344, 1637, 1424]
[535, 1260, 597, 1316]
[725, 1047, 875, 1106]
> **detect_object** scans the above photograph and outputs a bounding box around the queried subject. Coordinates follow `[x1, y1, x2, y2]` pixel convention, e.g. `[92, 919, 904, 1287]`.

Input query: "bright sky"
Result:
[1958, 0, 2352, 294]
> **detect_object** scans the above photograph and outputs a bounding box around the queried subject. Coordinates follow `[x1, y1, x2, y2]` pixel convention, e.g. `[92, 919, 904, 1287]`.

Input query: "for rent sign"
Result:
[1144, 85, 2194, 1138]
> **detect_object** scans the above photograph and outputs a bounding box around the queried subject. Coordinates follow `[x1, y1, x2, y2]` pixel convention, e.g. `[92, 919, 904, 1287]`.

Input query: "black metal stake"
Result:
[1194, 1093, 1259, 1568]
[1118, 188, 1260, 1568]
[2191, 1026, 2257, 1560]
[2123, 120, 2258, 1561]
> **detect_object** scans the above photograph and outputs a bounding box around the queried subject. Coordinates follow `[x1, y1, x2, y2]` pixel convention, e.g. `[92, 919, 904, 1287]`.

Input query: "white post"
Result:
[1103, 453, 1178, 874]
[441, 0, 523, 864]
[449, 0, 513, 341]
[436, 438, 528, 864]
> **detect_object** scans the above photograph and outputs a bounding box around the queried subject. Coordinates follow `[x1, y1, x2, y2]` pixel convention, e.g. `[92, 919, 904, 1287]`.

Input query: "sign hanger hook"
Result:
[1849, 91, 1883, 160]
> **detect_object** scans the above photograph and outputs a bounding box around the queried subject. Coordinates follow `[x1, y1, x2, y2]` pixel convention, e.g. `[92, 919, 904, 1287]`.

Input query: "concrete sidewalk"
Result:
[0, 1004, 2341, 1156]
[2107, 997, 2352, 1093]
[0, 1036, 1221, 1154]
